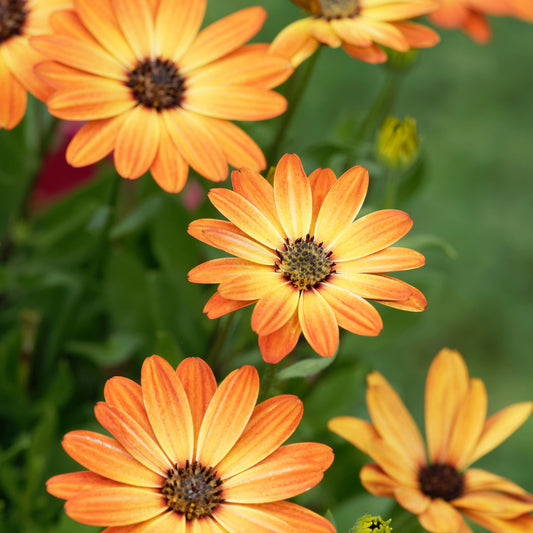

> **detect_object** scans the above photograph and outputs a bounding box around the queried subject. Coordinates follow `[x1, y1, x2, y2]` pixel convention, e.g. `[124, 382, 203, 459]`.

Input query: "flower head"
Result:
[31, 0, 293, 192]
[329, 348, 533, 533]
[48, 355, 335, 532]
[0, 0, 71, 129]
[270, 0, 440, 66]
[429, 0, 533, 43]
[188, 153, 426, 363]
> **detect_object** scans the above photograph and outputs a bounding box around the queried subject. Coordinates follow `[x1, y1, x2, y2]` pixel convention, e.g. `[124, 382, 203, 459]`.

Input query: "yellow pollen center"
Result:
[276, 235, 334, 290]
[162, 461, 223, 520]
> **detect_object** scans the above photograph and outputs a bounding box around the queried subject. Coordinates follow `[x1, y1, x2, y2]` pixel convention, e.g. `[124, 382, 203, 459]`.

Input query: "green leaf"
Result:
[277, 353, 337, 380]
[67, 332, 142, 366]
[110, 194, 163, 239]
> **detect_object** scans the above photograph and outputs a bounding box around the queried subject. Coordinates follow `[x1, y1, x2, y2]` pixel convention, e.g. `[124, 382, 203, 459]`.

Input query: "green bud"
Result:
[350, 513, 392, 533]
[376, 116, 419, 170]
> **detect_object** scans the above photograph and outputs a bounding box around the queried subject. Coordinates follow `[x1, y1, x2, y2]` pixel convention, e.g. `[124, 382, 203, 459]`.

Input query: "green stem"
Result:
[266, 46, 322, 167]
[383, 169, 397, 209]
[206, 312, 237, 372]
[258, 363, 277, 402]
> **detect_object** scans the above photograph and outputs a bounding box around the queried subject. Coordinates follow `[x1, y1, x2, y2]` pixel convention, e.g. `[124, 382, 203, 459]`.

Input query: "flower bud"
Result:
[351, 513, 392, 533]
[377, 116, 419, 170]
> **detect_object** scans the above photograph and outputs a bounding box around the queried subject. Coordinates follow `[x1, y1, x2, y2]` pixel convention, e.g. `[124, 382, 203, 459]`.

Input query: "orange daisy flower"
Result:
[429, 0, 533, 43]
[329, 348, 533, 533]
[0, 0, 71, 129]
[188, 153, 426, 363]
[31, 0, 292, 192]
[47, 355, 335, 532]
[270, 0, 440, 66]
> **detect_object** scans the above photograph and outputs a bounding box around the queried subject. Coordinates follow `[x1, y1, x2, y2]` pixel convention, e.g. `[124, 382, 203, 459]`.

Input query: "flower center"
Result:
[162, 461, 223, 520]
[0, 0, 27, 43]
[276, 235, 334, 290]
[418, 463, 464, 501]
[126, 57, 185, 111]
[291, 0, 360, 18]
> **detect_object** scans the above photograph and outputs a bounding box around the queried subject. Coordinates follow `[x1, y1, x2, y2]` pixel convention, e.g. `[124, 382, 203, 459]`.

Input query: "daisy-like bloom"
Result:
[329, 348, 533, 533]
[429, 0, 533, 43]
[270, 0, 440, 66]
[188, 153, 426, 363]
[47, 355, 335, 532]
[0, 0, 71, 129]
[31, 1, 293, 193]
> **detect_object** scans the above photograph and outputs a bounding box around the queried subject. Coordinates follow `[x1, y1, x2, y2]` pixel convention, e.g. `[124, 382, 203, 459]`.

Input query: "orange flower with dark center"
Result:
[188, 154, 426, 363]
[429, 0, 533, 43]
[47, 355, 335, 532]
[329, 349, 533, 533]
[270, 0, 440, 66]
[0, 0, 71, 129]
[31, 0, 293, 192]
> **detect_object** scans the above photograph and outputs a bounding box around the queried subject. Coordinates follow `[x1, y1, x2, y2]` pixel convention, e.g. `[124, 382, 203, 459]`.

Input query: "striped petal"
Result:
[332, 210, 413, 261]
[298, 289, 338, 358]
[196, 366, 259, 466]
[274, 154, 312, 241]
[360, 463, 397, 497]
[214, 502, 295, 533]
[219, 270, 284, 301]
[392, 21, 441, 48]
[331, 273, 412, 301]
[223, 443, 333, 503]
[351, 18, 409, 51]
[203, 291, 253, 319]
[314, 165, 368, 246]
[188, 258, 267, 284]
[461, 511, 533, 533]
[270, 18, 319, 68]
[0, 53, 27, 129]
[62, 431, 163, 487]
[375, 280, 426, 312]
[338, 247, 425, 273]
[418, 499, 465, 533]
[327, 416, 379, 456]
[112, 0, 154, 61]
[308, 168, 337, 231]
[453, 491, 533, 519]
[365, 438, 418, 487]
[217, 395, 303, 478]
[394, 486, 431, 514]
[463, 468, 533, 499]
[319, 282, 383, 336]
[141, 356, 194, 464]
[47, 471, 123, 500]
[258, 310, 301, 364]
[330, 18, 373, 47]
[266, 501, 335, 533]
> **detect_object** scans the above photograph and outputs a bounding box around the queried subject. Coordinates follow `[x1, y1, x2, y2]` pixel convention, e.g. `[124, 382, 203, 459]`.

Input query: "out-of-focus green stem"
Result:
[258, 362, 278, 402]
[206, 312, 237, 372]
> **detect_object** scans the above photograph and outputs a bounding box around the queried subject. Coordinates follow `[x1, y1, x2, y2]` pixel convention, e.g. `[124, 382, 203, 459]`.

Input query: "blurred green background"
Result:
[1, 1, 532, 532]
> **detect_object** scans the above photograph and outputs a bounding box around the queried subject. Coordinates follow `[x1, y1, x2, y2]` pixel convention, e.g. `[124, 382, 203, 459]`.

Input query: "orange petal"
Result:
[165, 109, 228, 182]
[333, 209, 413, 261]
[150, 119, 189, 193]
[223, 442, 333, 503]
[203, 291, 253, 319]
[363, 2, 440, 21]
[339, 247, 425, 273]
[219, 271, 284, 301]
[188, 257, 266, 284]
[65, 486, 165, 526]
[104, 376, 157, 441]
[154, 0, 206, 61]
[342, 42, 387, 64]
[270, 18, 319, 68]
[141, 355, 194, 463]
[308, 168, 337, 231]
[463, 468, 533, 499]
[298, 289, 338, 358]
[331, 273, 412, 301]
[251, 282, 300, 336]
[319, 282, 382, 336]
[62, 430, 163, 487]
[462, 511, 533, 533]
[66, 113, 127, 167]
[207, 119, 266, 171]
[196, 366, 259, 466]
[327, 416, 379, 456]
[360, 463, 397, 497]
[123, 512, 185, 533]
[366, 371, 427, 467]
[112, 0, 154, 60]
[453, 491, 533, 519]
[330, 18, 373, 47]
[175, 358, 217, 447]
[462, 11, 491, 44]
[188, 219, 277, 265]
[232, 168, 283, 234]
[48, 9, 97, 41]
[468, 401, 533, 465]
[352, 18, 409, 51]
[375, 278, 426, 312]
[265, 501, 335, 533]
[314, 166, 369, 246]
[308, 18, 343, 47]
[258, 310, 301, 364]
[394, 486, 431, 514]
[0, 53, 26, 129]
[180, 7, 266, 72]
[392, 21, 441, 48]
[94, 402, 172, 475]
[217, 395, 303, 478]
[74, 0, 137, 66]
[425, 348, 470, 464]
[47, 471, 122, 500]
[418, 499, 466, 533]
[214, 502, 295, 533]
[184, 85, 287, 121]
[114, 107, 160, 179]
[274, 154, 312, 241]
[208, 188, 284, 248]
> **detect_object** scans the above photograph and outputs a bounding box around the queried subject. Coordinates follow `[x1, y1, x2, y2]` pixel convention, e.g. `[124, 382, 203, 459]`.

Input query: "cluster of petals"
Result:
[188, 153, 426, 363]
[0, 0, 72, 129]
[30, 0, 292, 192]
[329, 348, 533, 533]
[47, 355, 335, 532]
[429, 0, 533, 43]
[270, 0, 440, 66]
